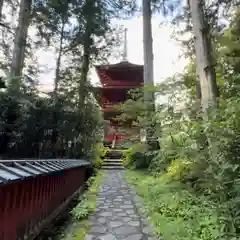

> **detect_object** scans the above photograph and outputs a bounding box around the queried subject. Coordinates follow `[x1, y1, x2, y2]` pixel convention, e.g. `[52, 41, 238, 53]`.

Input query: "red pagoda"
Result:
[93, 29, 143, 147]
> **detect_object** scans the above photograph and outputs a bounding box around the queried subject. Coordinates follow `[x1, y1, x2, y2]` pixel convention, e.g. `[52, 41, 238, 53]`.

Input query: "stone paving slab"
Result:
[84, 170, 158, 240]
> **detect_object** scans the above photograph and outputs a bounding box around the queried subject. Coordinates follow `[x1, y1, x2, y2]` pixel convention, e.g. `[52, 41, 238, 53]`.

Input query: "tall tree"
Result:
[142, 0, 154, 98]
[74, 0, 137, 106]
[142, 0, 159, 149]
[0, 0, 4, 21]
[189, 0, 219, 110]
[34, 0, 76, 156]
[9, 0, 32, 91]
[77, 0, 94, 107]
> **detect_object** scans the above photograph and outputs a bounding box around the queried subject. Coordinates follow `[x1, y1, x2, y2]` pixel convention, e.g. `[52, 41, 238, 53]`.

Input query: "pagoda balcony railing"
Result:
[102, 104, 115, 108]
[100, 101, 121, 108]
[102, 104, 121, 110]
[102, 80, 143, 87]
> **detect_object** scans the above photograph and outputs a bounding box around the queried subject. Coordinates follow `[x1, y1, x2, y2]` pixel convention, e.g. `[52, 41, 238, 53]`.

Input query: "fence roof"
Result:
[0, 159, 91, 185]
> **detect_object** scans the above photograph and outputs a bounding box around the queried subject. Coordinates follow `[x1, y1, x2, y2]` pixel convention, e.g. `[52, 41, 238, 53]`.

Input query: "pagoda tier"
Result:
[93, 87, 140, 109]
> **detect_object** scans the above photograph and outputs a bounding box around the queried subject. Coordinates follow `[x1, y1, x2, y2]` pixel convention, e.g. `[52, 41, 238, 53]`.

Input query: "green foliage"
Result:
[122, 143, 149, 169]
[0, 0, 139, 159]
[0, 89, 102, 158]
[121, 87, 240, 239]
[92, 157, 103, 170]
[71, 172, 104, 220]
[119, 11, 240, 239]
[0, 78, 5, 88]
[125, 170, 225, 240]
[73, 222, 90, 240]
[165, 158, 193, 182]
[90, 142, 109, 169]
[56, 219, 90, 240]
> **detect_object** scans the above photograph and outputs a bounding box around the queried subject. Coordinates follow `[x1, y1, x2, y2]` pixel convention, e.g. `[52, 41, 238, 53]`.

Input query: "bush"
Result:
[91, 142, 108, 169]
[165, 158, 193, 182]
[92, 156, 103, 169]
[122, 143, 149, 169]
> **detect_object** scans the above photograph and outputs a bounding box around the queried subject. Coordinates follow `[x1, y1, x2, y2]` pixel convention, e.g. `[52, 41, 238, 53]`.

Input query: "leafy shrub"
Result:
[148, 130, 197, 173]
[71, 194, 95, 219]
[149, 149, 173, 173]
[92, 156, 103, 169]
[91, 142, 109, 169]
[165, 158, 193, 182]
[122, 143, 149, 169]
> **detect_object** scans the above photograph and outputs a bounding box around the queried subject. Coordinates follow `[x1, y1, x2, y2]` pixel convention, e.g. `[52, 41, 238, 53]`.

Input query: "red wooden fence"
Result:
[0, 160, 91, 240]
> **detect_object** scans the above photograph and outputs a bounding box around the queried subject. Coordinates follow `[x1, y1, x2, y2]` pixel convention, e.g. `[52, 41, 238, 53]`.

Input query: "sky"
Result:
[37, 14, 189, 91]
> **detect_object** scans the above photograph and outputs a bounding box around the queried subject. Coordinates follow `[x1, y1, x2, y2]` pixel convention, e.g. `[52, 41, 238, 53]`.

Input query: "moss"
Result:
[74, 220, 90, 240]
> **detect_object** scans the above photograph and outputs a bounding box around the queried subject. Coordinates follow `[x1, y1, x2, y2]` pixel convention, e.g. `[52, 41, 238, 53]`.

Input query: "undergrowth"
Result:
[71, 171, 104, 220]
[124, 170, 224, 240]
[91, 143, 108, 170]
[121, 93, 240, 239]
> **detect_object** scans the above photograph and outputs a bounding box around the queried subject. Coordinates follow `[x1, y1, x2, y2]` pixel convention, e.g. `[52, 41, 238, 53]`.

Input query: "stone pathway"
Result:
[84, 170, 158, 240]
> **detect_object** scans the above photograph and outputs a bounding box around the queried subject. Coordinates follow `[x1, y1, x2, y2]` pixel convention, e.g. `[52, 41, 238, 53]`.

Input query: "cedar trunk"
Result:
[189, 0, 219, 110]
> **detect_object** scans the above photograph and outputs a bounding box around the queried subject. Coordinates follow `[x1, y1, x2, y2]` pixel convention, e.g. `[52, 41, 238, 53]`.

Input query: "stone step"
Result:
[106, 150, 123, 159]
[102, 162, 122, 167]
[101, 166, 124, 170]
[104, 159, 122, 163]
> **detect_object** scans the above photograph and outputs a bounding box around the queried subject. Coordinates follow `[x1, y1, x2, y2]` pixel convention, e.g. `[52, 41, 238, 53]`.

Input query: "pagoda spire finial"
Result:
[123, 28, 128, 61]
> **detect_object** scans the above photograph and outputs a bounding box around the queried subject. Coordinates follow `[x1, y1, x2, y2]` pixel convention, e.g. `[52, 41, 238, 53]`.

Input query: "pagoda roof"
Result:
[92, 86, 138, 91]
[95, 61, 143, 71]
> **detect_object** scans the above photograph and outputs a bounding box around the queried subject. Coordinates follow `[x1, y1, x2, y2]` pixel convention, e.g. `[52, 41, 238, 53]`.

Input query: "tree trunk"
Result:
[9, 0, 31, 91]
[142, 0, 159, 150]
[0, 0, 4, 21]
[189, 0, 219, 111]
[54, 22, 65, 92]
[78, 47, 90, 106]
[78, 1, 92, 107]
[51, 22, 65, 158]
[196, 75, 202, 100]
[142, 0, 154, 93]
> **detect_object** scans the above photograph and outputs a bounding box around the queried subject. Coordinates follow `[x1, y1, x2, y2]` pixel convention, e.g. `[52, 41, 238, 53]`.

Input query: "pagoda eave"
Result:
[91, 86, 132, 107]
[95, 61, 143, 70]
[95, 60, 144, 86]
[91, 86, 141, 94]
[99, 85, 141, 89]
[102, 108, 120, 112]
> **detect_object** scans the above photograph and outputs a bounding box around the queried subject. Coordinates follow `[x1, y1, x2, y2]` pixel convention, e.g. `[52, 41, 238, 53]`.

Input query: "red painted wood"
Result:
[0, 167, 87, 240]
